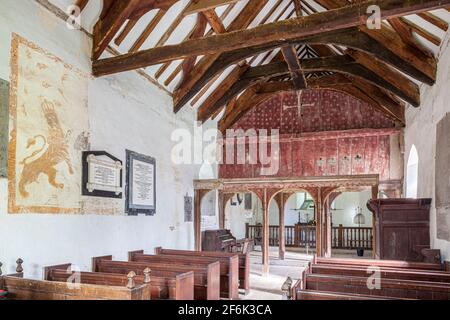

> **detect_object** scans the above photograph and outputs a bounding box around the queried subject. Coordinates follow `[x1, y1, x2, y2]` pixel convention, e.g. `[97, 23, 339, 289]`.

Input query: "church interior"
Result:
[1, 0, 450, 302]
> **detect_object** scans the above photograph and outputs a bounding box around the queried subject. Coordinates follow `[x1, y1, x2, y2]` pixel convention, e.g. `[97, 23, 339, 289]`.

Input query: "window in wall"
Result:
[406, 145, 419, 198]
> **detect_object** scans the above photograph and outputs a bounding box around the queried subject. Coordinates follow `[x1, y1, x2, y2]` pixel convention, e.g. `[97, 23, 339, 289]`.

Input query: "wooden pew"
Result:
[296, 290, 401, 300]
[305, 273, 450, 300]
[311, 264, 450, 284]
[92, 255, 220, 300]
[130, 250, 239, 299]
[155, 247, 250, 294]
[44, 263, 194, 300]
[1, 260, 150, 300]
[314, 256, 444, 271]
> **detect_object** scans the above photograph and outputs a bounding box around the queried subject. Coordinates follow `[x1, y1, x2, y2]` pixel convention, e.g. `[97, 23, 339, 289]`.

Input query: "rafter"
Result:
[417, 12, 449, 31]
[180, 14, 208, 84]
[183, 0, 242, 15]
[170, 26, 430, 113]
[292, 0, 303, 16]
[92, 0, 177, 60]
[281, 45, 307, 90]
[218, 75, 405, 132]
[197, 53, 419, 122]
[172, 0, 270, 110]
[155, 2, 236, 82]
[202, 9, 227, 33]
[92, 0, 449, 73]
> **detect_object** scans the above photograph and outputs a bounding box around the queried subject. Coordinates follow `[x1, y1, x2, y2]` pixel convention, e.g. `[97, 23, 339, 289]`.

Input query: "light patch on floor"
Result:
[241, 247, 312, 300]
[241, 246, 372, 300]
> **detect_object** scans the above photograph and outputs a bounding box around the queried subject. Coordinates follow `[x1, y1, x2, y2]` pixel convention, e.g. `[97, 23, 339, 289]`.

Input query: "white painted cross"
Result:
[282, 90, 315, 117]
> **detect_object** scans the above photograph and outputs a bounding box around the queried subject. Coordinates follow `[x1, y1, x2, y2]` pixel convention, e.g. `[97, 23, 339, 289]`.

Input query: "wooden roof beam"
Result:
[281, 45, 307, 90]
[198, 53, 418, 122]
[218, 76, 405, 131]
[171, 27, 429, 113]
[92, 0, 449, 71]
[92, 0, 177, 59]
[202, 9, 227, 33]
[183, 0, 243, 15]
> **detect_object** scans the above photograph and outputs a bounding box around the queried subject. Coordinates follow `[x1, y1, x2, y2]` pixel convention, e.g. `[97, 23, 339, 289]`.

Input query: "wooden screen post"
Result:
[218, 191, 225, 229]
[194, 189, 202, 251]
[278, 193, 286, 260]
[194, 189, 210, 251]
[324, 197, 332, 258]
[262, 189, 269, 275]
[316, 188, 323, 257]
[371, 184, 379, 259]
[338, 224, 344, 248]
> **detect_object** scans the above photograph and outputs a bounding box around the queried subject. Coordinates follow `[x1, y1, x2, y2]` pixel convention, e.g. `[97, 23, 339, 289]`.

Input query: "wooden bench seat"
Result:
[130, 250, 239, 299]
[92, 255, 220, 300]
[315, 257, 444, 271]
[296, 289, 404, 300]
[155, 247, 250, 294]
[305, 273, 450, 300]
[311, 264, 450, 284]
[44, 263, 194, 300]
[1, 273, 150, 300]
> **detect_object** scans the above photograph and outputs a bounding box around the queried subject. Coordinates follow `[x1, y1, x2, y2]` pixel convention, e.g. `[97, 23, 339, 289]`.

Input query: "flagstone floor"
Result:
[241, 246, 372, 300]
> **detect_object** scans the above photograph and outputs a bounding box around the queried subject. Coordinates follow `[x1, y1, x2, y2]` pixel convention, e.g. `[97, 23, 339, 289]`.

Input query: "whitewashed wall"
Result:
[0, 0, 212, 277]
[404, 29, 450, 261]
[331, 191, 373, 228]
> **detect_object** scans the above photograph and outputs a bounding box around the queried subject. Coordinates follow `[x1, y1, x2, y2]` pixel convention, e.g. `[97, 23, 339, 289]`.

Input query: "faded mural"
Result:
[0, 78, 9, 177]
[8, 33, 90, 214]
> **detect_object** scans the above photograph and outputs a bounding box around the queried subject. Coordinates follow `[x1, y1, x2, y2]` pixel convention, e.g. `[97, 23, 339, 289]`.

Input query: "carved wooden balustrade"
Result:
[246, 224, 373, 250]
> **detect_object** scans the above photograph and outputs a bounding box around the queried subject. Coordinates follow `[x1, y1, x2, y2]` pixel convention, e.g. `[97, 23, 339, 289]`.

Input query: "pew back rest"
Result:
[2, 275, 150, 300]
[306, 274, 450, 299]
[296, 290, 404, 300]
[92, 257, 220, 300]
[311, 264, 450, 283]
[154, 247, 250, 291]
[315, 257, 444, 271]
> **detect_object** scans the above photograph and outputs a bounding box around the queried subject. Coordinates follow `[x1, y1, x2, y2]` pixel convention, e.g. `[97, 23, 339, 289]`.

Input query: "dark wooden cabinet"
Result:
[202, 230, 236, 252]
[367, 198, 432, 261]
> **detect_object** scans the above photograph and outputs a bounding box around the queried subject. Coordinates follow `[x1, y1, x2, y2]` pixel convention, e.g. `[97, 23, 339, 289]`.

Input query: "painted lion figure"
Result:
[18, 99, 74, 198]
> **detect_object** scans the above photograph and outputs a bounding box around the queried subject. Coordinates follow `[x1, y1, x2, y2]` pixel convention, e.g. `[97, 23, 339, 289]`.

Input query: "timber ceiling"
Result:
[51, 0, 450, 130]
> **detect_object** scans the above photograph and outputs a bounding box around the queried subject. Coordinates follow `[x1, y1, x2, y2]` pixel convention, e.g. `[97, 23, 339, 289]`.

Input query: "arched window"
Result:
[406, 145, 419, 198]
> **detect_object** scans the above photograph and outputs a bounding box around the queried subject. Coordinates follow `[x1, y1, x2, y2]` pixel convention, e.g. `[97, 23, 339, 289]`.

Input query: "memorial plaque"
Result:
[184, 194, 193, 222]
[82, 151, 123, 198]
[126, 150, 156, 216]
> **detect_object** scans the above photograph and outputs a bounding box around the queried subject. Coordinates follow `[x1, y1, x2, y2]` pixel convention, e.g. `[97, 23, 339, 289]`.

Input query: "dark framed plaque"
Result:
[125, 150, 156, 216]
[184, 194, 193, 222]
[82, 151, 123, 198]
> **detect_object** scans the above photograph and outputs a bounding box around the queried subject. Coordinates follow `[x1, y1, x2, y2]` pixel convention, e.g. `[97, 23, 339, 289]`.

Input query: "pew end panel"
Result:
[207, 261, 221, 301]
[43, 263, 72, 281]
[228, 255, 239, 300]
[176, 271, 195, 300]
[128, 250, 145, 262]
[92, 255, 113, 272]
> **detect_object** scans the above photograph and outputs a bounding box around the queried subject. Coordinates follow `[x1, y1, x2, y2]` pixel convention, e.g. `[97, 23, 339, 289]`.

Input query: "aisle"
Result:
[241, 247, 312, 300]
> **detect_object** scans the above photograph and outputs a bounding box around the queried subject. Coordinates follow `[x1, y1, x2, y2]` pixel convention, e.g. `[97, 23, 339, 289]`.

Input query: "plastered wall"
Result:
[404, 29, 450, 261]
[0, 0, 208, 277]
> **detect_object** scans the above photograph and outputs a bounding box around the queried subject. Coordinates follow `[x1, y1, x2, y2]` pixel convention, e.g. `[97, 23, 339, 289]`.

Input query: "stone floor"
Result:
[241, 247, 312, 300]
[241, 246, 373, 300]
